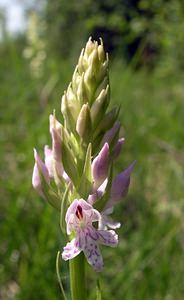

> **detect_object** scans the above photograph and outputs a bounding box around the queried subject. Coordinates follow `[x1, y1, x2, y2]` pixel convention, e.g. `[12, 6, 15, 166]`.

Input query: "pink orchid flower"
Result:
[62, 199, 118, 272]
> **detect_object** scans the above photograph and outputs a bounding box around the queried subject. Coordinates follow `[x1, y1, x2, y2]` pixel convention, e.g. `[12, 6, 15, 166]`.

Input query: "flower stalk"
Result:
[69, 253, 86, 300]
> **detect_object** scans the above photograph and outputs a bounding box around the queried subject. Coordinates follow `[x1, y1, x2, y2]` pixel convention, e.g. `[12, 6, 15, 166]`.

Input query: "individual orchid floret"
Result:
[32, 148, 49, 197]
[62, 199, 118, 272]
[110, 161, 136, 205]
[92, 143, 109, 190]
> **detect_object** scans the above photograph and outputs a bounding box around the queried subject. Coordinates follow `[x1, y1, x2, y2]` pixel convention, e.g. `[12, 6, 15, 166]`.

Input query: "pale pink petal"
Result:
[44, 145, 54, 177]
[98, 179, 107, 194]
[83, 232, 103, 272]
[78, 199, 93, 211]
[66, 214, 75, 235]
[87, 179, 107, 205]
[99, 214, 121, 230]
[87, 193, 98, 205]
[62, 238, 81, 260]
[97, 229, 118, 247]
[51, 128, 61, 161]
[65, 200, 79, 224]
[32, 163, 44, 197]
[91, 209, 101, 222]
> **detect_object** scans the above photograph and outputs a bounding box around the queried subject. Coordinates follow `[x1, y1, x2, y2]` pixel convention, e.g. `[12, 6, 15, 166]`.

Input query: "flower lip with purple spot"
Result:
[76, 205, 83, 220]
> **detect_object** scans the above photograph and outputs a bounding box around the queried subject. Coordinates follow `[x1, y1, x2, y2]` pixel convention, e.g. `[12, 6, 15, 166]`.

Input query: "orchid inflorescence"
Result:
[32, 38, 135, 274]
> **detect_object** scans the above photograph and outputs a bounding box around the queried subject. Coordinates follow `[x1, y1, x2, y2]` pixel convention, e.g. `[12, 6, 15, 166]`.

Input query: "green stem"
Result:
[69, 253, 86, 300]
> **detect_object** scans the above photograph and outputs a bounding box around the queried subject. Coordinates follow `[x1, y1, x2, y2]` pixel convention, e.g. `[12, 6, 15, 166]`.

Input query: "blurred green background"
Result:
[0, 1, 184, 299]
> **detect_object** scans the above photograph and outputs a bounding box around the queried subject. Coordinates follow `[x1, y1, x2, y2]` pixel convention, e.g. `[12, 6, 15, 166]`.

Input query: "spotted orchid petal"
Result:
[82, 229, 103, 272]
[97, 229, 118, 247]
[62, 238, 81, 260]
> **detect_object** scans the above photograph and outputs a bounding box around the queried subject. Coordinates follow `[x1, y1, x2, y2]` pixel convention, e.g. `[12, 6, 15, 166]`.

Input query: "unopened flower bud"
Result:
[88, 47, 99, 74]
[78, 48, 85, 73]
[98, 39, 106, 62]
[61, 92, 76, 131]
[101, 121, 121, 146]
[92, 143, 109, 189]
[34, 148, 49, 182]
[84, 65, 96, 97]
[77, 73, 88, 105]
[76, 104, 92, 142]
[110, 161, 136, 203]
[113, 138, 125, 160]
[91, 85, 110, 127]
[85, 37, 96, 56]
[32, 149, 49, 197]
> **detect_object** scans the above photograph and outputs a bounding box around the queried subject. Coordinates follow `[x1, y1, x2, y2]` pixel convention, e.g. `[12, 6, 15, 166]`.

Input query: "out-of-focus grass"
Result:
[0, 44, 184, 300]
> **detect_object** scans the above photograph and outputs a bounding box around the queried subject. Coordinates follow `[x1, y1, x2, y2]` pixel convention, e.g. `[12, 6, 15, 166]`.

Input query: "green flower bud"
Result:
[76, 104, 92, 144]
[61, 91, 78, 132]
[85, 37, 96, 56]
[77, 73, 88, 105]
[91, 85, 110, 128]
[98, 39, 106, 62]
